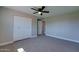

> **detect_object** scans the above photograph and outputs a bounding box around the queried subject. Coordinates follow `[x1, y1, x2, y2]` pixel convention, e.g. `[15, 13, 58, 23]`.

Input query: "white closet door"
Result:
[13, 16, 32, 41]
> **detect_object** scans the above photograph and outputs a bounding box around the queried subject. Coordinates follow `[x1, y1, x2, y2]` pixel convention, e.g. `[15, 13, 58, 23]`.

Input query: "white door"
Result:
[13, 16, 32, 41]
[38, 21, 42, 35]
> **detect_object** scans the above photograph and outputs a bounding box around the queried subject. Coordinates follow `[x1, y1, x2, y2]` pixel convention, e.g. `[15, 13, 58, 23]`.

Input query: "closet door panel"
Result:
[13, 16, 32, 41]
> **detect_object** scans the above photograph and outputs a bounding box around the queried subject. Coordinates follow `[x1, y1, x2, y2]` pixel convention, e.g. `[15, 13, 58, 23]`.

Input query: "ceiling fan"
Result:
[31, 6, 49, 15]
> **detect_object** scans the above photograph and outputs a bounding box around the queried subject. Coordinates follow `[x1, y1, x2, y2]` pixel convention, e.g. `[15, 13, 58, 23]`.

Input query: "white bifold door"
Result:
[13, 16, 32, 41]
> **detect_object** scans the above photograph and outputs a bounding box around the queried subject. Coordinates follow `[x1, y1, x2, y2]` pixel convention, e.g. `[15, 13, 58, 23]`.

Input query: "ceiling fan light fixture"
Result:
[31, 6, 49, 16]
[38, 12, 42, 14]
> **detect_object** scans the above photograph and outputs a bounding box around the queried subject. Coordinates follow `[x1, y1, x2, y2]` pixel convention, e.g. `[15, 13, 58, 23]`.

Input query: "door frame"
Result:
[37, 19, 45, 36]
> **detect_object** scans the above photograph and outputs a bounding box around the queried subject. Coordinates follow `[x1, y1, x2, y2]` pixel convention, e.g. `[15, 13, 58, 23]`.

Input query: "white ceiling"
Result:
[5, 6, 79, 19]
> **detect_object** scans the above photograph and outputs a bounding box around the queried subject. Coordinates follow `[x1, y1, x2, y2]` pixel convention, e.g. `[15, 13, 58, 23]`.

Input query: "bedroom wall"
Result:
[0, 7, 37, 45]
[32, 18, 37, 37]
[44, 12, 79, 43]
[0, 7, 2, 43]
[0, 7, 14, 44]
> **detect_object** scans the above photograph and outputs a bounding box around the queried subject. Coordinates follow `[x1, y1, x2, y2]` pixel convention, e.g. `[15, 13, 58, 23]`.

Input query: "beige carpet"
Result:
[0, 36, 79, 52]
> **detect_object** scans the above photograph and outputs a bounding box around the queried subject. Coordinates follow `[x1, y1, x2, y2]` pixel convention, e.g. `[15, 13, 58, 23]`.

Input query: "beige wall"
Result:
[44, 12, 79, 43]
[0, 7, 37, 44]
[0, 8, 2, 43]
[32, 18, 37, 36]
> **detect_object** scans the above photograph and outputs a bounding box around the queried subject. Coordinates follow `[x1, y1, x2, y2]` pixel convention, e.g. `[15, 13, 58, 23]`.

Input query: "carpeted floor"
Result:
[0, 36, 79, 52]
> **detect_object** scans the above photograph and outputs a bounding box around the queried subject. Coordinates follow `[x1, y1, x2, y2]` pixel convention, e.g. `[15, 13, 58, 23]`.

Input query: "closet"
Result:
[13, 16, 32, 41]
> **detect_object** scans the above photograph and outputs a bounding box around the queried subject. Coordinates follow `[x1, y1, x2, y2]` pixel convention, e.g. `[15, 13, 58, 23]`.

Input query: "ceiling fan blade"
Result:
[31, 8, 38, 11]
[41, 6, 45, 10]
[42, 11, 49, 13]
[33, 12, 38, 14]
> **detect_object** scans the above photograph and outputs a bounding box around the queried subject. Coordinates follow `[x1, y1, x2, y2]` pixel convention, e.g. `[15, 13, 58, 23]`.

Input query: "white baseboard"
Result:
[46, 34, 79, 43]
[0, 41, 14, 46]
